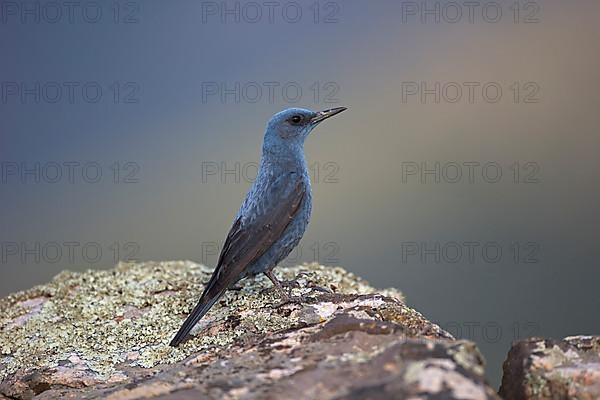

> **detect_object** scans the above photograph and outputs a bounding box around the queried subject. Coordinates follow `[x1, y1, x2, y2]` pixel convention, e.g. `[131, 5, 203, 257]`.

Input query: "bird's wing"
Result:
[170, 172, 306, 346]
[213, 171, 306, 285]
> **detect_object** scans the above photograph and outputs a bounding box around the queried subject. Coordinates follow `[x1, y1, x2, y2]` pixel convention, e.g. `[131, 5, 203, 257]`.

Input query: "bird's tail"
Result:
[169, 277, 227, 347]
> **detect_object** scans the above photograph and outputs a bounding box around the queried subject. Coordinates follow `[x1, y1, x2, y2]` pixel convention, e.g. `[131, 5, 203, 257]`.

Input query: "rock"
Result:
[499, 336, 600, 400]
[0, 261, 499, 399]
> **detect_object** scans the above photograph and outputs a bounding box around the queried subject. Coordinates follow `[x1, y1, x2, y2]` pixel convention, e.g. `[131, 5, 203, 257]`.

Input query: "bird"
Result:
[169, 106, 347, 347]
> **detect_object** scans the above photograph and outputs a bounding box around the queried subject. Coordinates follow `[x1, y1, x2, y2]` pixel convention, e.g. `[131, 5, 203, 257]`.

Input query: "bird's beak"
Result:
[310, 107, 347, 125]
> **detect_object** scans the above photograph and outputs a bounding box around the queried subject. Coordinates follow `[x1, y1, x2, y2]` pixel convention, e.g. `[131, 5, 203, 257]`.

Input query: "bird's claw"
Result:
[280, 279, 301, 289]
[308, 285, 333, 294]
[290, 273, 333, 294]
[272, 294, 304, 308]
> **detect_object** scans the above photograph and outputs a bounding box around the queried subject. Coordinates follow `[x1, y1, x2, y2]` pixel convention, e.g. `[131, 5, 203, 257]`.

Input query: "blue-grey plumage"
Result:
[169, 107, 347, 347]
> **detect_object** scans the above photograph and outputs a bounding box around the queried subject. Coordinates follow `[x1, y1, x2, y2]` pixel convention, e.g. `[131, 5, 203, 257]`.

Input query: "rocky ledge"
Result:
[0, 261, 505, 399]
[500, 336, 600, 400]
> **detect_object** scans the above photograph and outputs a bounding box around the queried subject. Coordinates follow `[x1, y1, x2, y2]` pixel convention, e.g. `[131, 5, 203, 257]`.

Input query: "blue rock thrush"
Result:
[169, 107, 347, 346]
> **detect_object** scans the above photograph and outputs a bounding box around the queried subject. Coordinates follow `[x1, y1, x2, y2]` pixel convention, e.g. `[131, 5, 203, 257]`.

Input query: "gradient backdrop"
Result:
[2, 0, 599, 388]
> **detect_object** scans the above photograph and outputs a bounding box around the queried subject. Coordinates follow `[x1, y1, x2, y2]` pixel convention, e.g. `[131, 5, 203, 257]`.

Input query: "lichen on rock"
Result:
[0, 261, 500, 399]
[0, 262, 401, 380]
[499, 336, 600, 400]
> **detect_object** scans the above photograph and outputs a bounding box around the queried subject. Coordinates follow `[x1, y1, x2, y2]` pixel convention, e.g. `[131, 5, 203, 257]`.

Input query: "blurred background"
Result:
[1, 0, 599, 388]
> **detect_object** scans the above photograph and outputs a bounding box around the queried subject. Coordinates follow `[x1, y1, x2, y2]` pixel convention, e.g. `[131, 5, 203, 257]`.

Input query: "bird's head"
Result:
[263, 107, 347, 153]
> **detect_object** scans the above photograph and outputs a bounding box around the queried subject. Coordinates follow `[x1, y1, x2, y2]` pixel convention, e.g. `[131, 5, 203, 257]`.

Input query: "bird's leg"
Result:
[264, 270, 291, 300]
[264, 271, 302, 306]
[288, 272, 332, 294]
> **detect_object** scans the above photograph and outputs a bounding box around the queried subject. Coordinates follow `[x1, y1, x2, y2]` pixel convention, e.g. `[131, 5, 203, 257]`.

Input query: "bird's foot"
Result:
[279, 279, 301, 289]
[308, 285, 333, 294]
[288, 272, 334, 295]
[272, 293, 304, 308]
[259, 285, 294, 298]
[264, 270, 327, 307]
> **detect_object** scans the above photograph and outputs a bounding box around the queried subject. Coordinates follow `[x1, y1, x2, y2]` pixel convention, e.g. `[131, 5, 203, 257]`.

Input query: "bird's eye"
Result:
[290, 115, 303, 124]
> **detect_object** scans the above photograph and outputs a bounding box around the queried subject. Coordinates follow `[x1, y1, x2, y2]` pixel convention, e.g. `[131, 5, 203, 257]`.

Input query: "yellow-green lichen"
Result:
[0, 261, 397, 381]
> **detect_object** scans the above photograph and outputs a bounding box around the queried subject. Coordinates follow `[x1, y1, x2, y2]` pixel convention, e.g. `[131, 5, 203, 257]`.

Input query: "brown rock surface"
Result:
[499, 336, 600, 400]
[0, 261, 499, 399]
